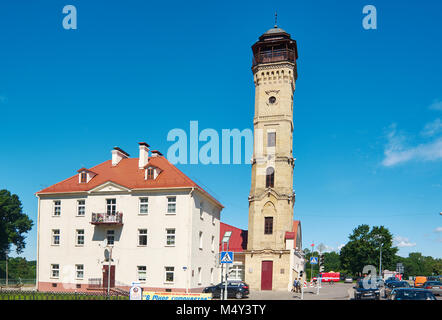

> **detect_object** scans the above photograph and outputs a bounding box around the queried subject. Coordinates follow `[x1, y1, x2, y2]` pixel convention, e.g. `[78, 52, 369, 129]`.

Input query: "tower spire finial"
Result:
[274, 11, 278, 28]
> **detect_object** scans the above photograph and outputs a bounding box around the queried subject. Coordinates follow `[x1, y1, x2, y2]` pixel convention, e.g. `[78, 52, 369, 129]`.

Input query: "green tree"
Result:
[0, 189, 33, 257]
[339, 224, 398, 277]
[0, 257, 36, 280]
[323, 251, 341, 272]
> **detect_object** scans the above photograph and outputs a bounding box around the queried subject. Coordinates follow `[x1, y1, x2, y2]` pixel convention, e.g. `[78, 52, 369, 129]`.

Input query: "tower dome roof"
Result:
[264, 26, 287, 35]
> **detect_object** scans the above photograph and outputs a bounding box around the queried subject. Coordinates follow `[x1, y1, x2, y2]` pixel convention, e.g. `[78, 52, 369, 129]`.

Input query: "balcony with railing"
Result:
[252, 49, 297, 67]
[91, 212, 123, 226]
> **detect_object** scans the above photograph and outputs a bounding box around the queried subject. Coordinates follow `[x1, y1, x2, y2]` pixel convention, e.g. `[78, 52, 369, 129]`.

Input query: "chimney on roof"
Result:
[151, 150, 163, 157]
[138, 142, 150, 169]
[112, 147, 129, 166]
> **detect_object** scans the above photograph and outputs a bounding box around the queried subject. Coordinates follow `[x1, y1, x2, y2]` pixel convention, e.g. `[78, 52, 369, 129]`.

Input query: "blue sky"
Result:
[0, 0, 441, 261]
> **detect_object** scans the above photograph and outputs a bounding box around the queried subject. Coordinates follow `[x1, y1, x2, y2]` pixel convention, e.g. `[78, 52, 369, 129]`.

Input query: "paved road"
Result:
[245, 283, 353, 300]
[243, 283, 442, 300]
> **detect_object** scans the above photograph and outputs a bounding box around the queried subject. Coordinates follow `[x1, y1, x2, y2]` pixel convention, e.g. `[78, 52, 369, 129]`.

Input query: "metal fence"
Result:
[0, 279, 36, 287]
[0, 289, 129, 300]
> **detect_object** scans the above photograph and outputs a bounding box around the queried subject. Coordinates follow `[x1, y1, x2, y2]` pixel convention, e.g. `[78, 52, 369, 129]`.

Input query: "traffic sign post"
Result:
[220, 251, 234, 264]
[220, 251, 233, 300]
[310, 257, 318, 264]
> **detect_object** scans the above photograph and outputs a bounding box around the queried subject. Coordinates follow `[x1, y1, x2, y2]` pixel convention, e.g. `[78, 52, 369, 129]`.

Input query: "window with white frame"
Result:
[138, 229, 147, 246]
[137, 266, 147, 282]
[106, 199, 116, 214]
[53, 200, 61, 216]
[77, 200, 85, 216]
[51, 264, 60, 278]
[211, 235, 215, 252]
[212, 210, 216, 225]
[167, 197, 176, 214]
[76, 229, 84, 246]
[75, 264, 84, 279]
[52, 229, 60, 245]
[165, 266, 174, 283]
[199, 231, 203, 250]
[166, 229, 175, 246]
[107, 230, 115, 245]
[198, 267, 202, 285]
[139, 198, 148, 215]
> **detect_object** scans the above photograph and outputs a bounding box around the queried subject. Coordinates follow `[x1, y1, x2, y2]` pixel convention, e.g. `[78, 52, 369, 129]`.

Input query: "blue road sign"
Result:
[310, 257, 318, 264]
[220, 251, 234, 264]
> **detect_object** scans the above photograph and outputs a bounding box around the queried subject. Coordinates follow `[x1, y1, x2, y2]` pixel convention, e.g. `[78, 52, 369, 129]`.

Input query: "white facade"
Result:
[36, 148, 223, 293]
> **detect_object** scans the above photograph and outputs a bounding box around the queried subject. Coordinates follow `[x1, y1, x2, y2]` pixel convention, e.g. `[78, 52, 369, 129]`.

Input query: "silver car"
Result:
[422, 281, 442, 296]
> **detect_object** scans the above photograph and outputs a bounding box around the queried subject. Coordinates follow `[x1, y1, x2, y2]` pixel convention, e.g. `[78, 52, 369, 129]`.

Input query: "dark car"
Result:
[389, 288, 437, 300]
[202, 281, 249, 299]
[426, 276, 439, 282]
[384, 281, 410, 299]
[384, 277, 398, 287]
[422, 281, 442, 296]
[353, 280, 381, 300]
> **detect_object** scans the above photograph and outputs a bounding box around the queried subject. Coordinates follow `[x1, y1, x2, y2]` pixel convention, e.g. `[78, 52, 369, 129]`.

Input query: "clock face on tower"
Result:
[269, 96, 277, 104]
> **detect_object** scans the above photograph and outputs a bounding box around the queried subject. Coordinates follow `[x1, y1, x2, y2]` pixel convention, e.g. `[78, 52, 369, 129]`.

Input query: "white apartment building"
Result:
[36, 142, 223, 293]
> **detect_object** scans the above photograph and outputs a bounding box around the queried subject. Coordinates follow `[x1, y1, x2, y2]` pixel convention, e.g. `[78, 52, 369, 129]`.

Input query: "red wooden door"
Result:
[261, 261, 273, 290]
[102, 265, 115, 288]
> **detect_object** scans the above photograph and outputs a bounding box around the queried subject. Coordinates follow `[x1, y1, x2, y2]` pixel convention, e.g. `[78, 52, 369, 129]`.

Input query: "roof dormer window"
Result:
[144, 166, 162, 180]
[147, 168, 154, 180]
[77, 168, 97, 184]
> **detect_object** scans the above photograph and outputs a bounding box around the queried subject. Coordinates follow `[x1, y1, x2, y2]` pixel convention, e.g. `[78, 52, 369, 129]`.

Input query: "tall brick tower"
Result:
[244, 25, 298, 291]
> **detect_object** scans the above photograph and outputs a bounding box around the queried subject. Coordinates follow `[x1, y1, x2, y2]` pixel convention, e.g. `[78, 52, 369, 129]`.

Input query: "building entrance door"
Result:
[102, 265, 115, 288]
[261, 261, 273, 290]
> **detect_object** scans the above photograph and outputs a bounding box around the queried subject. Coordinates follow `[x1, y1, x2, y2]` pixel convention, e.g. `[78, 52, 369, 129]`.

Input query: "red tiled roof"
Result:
[36, 156, 223, 208]
[219, 222, 248, 252]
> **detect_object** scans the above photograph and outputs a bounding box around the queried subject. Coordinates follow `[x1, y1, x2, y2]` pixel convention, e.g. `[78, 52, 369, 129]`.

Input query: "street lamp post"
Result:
[379, 243, 383, 279]
[221, 231, 232, 301]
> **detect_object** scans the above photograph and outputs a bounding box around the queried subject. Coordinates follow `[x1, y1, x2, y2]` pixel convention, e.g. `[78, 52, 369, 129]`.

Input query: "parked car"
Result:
[202, 281, 249, 299]
[389, 288, 437, 300]
[344, 276, 354, 283]
[414, 276, 427, 288]
[353, 280, 381, 300]
[426, 276, 439, 282]
[384, 276, 398, 287]
[384, 281, 410, 299]
[422, 281, 442, 296]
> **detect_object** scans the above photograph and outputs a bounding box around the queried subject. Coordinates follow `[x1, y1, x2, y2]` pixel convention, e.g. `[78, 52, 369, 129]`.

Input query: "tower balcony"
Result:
[91, 212, 123, 226]
[252, 49, 297, 67]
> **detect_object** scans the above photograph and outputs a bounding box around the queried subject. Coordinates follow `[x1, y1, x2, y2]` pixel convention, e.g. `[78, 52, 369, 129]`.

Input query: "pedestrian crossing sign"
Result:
[220, 251, 234, 264]
[310, 257, 318, 264]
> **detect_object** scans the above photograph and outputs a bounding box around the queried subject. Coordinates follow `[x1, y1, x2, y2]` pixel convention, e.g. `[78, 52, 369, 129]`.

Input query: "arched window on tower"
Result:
[266, 167, 274, 188]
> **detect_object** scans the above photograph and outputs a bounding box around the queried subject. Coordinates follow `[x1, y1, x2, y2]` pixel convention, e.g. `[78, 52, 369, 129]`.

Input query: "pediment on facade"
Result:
[88, 181, 131, 193]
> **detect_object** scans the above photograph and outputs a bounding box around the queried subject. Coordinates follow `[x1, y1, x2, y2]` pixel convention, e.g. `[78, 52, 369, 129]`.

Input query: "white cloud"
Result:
[429, 99, 442, 111]
[435, 227, 442, 233]
[394, 236, 416, 248]
[421, 118, 442, 137]
[382, 124, 442, 167]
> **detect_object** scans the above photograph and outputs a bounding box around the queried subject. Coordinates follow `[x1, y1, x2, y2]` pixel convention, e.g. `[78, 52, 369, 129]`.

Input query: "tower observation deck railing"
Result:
[252, 49, 296, 67]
